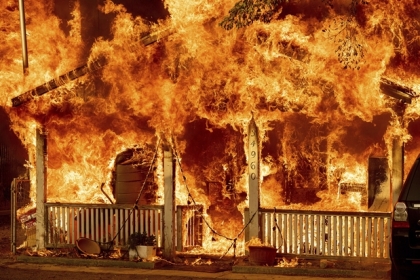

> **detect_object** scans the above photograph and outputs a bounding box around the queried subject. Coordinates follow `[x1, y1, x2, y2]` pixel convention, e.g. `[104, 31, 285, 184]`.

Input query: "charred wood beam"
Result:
[379, 77, 416, 104]
[11, 58, 105, 107]
[11, 28, 173, 107]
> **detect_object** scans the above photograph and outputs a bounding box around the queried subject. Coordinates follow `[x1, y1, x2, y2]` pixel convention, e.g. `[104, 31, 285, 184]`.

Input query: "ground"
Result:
[0, 214, 13, 259]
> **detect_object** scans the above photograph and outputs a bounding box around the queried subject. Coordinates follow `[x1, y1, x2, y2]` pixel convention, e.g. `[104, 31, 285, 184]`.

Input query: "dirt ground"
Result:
[0, 214, 13, 259]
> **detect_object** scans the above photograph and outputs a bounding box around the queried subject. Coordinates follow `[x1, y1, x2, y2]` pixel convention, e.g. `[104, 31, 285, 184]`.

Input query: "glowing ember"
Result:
[1, 0, 420, 255]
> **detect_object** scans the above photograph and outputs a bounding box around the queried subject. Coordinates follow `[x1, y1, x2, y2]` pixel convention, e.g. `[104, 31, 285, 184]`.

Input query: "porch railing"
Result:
[245, 208, 391, 259]
[45, 203, 164, 248]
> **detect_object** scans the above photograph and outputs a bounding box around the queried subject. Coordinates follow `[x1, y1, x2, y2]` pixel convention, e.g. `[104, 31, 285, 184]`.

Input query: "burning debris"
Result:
[276, 257, 300, 268]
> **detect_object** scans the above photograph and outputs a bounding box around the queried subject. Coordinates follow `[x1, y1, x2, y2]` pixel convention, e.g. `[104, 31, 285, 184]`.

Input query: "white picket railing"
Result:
[246, 208, 391, 259]
[44, 203, 163, 248]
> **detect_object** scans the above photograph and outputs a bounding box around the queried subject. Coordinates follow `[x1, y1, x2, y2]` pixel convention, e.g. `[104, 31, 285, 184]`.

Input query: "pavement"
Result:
[0, 253, 391, 280]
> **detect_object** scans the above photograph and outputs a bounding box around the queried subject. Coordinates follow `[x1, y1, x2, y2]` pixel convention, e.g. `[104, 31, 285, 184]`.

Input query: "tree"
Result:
[219, 0, 369, 70]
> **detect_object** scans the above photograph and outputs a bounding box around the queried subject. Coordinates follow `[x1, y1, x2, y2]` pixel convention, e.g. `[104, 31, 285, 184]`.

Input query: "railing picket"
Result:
[135, 208, 139, 233]
[267, 213, 272, 245]
[361, 217, 365, 257]
[89, 208, 94, 241]
[385, 217, 390, 258]
[99, 208, 104, 244]
[293, 214, 297, 254]
[338, 215, 342, 256]
[379, 217, 384, 258]
[114, 209, 119, 246]
[64, 207, 69, 244]
[316, 215, 325, 255]
[297, 214, 302, 254]
[350, 216, 354, 257]
[154, 209, 159, 239]
[327, 215, 332, 256]
[303, 214, 306, 254]
[277, 213, 282, 251]
[344, 216, 348, 256]
[105, 208, 109, 243]
[310, 215, 314, 255]
[283, 214, 288, 253]
[129, 209, 134, 238]
[140, 209, 144, 234]
[367, 217, 372, 257]
[356, 216, 360, 257]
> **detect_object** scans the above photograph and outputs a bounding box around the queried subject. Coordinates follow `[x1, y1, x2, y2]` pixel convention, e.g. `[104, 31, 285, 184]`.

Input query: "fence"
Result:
[44, 203, 163, 248]
[245, 208, 391, 259]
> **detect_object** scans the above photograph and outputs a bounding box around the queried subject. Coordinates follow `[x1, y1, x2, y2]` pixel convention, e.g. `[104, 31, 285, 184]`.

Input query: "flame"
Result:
[1, 0, 420, 256]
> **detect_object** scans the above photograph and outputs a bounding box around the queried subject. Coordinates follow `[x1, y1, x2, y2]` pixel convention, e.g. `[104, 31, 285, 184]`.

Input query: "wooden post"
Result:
[36, 128, 46, 249]
[163, 150, 175, 259]
[368, 157, 390, 211]
[392, 138, 404, 207]
[248, 118, 260, 240]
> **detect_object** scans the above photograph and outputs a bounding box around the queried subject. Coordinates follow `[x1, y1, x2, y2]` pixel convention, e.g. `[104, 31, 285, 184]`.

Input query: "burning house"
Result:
[1, 0, 420, 261]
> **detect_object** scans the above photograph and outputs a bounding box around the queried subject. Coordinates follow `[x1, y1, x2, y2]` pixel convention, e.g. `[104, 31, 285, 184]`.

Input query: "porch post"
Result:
[36, 128, 46, 249]
[392, 138, 404, 208]
[163, 149, 175, 259]
[248, 118, 260, 240]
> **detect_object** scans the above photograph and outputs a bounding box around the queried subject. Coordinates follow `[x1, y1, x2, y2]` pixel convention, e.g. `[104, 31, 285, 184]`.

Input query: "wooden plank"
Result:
[267, 213, 272, 245]
[124, 209, 129, 245]
[244, 209, 249, 246]
[258, 208, 391, 218]
[350, 216, 354, 257]
[339, 215, 343, 256]
[284, 213, 288, 253]
[327, 215, 331, 256]
[163, 150, 174, 257]
[367, 217, 372, 257]
[100, 208, 104, 244]
[94, 208, 99, 241]
[306, 214, 310, 254]
[373, 217, 378, 257]
[114, 209, 119, 246]
[120, 209, 124, 245]
[36, 129, 46, 249]
[384, 218, 391, 258]
[362, 217, 366, 257]
[316, 215, 325, 255]
[90, 208, 94, 241]
[277, 213, 282, 252]
[66, 207, 70, 244]
[105, 209, 109, 243]
[127, 208, 136, 235]
[81, 208, 85, 239]
[61, 207, 66, 243]
[176, 206, 182, 251]
[392, 138, 404, 207]
[379, 218, 384, 258]
[87, 208, 90, 239]
[309, 215, 314, 254]
[344, 216, 348, 256]
[293, 214, 297, 254]
[356, 216, 360, 257]
[332, 216, 337, 256]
